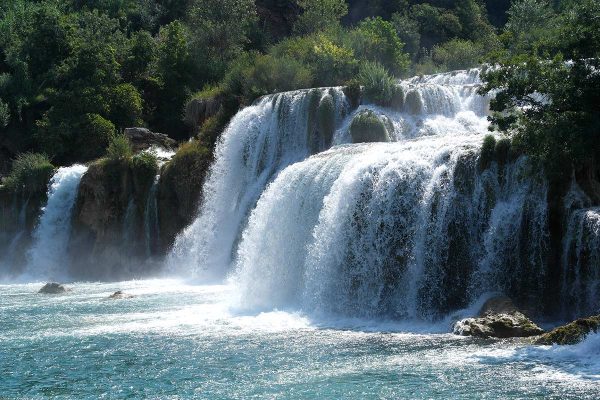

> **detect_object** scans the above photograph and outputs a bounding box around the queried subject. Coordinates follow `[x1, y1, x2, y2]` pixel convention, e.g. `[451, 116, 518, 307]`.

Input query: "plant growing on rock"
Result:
[106, 135, 133, 162]
[349, 110, 389, 143]
[358, 62, 402, 108]
[2, 152, 55, 194]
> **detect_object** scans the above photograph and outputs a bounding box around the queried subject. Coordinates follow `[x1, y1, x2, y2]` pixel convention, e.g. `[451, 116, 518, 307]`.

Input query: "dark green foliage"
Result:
[2, 153, 55, 194]
[106, 134, 133, 161]
[349, 110, 389, 143]
[358, 62, 398, 107]
[479, 134, 497, 170]
[481, 0, 600, 179]
[0, 0, 506, 168]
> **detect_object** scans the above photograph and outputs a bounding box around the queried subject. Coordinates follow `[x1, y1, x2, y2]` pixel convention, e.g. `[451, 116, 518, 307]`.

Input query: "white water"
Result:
[23, 165, 87, 281]
[168, 88, 348, 280]
[166, 68, 597, 320]
[144, 175, 160, 258]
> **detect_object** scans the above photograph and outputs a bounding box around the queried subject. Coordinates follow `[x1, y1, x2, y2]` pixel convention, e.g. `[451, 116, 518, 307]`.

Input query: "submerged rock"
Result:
[535, 315, 600, 345]
[107, 290, 135, 300]
[453, 296, 544, 338]
[38, 282, 68, 294]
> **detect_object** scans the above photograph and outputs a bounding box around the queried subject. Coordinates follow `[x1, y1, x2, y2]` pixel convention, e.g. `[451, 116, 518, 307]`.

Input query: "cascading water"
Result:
[23, 165, 88, 281]
[172, 68, 594, 320]
[144, 175, 160, 258]
[168, 87, 348, 279]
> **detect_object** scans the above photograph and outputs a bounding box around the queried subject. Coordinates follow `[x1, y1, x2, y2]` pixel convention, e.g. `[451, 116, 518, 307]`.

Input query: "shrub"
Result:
[495, 137, 512, 166]
[2, 152, 55, 194]
[431, 39, 485, 71]
[77, 113, 116, 162]
[106, 134, 133, 161]
[358, 62, 398, 107]
[348, 17, 410, 76]
[223, 53, 313, 103]
[349, 110, 389, 143]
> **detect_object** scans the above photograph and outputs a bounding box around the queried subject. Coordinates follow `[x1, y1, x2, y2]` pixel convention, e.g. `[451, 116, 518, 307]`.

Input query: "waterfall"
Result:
[144, 175, 160, 258]
[24, 165, 88, 281]
[562, 207, 600, 316]
[168, 88, 348, 279]
[169, 68, 594, 320]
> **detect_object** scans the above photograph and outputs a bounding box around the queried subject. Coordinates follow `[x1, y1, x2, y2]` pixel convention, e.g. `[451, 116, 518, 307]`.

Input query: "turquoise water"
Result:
[1, 280, 599, 399]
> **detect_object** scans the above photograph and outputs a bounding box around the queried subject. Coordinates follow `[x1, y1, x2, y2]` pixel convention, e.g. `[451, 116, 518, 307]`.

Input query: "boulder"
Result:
[107, 290, 135, 300]
[535, 315, 600, 345]
[349, 110, 390, 143]
[124, 128, 176, 153]
[453, 296, 544, 338]
[39, 282, 68, 294]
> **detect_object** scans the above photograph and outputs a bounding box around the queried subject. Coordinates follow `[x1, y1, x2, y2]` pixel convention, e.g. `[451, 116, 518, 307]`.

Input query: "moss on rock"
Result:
[157, 140, 212, 251]
[317, 94, 336, 147]
[349, 110, 390, 143]
[535, 315, 600, 345]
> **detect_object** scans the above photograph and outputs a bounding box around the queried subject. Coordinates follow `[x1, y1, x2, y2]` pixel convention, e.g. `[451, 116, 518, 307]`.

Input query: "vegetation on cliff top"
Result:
[0, 0, 502, 170]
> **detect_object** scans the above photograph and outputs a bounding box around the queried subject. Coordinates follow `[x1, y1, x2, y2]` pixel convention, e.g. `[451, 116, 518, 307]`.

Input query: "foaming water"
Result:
[168, 88, 347, 280]
[22, 165, 88, 281]
[0, 280, 598, 398]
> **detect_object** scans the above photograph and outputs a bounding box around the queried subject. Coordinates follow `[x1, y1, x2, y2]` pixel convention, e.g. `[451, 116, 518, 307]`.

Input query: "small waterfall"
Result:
[24, 165, 88, 281]
[168, 88, 348, 279]
[562, 207, 600, 316]
[144, 175, 160, 258]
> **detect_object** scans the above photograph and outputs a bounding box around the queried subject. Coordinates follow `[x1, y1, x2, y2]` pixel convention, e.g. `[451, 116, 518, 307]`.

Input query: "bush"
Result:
[106, 134, 133, 161]
[349, 110, 389, 143]
[223, 53, 313, 103]
[432, 39, 485, 71]
[347, 17, 410, 76]
[2, 152, 55, 194]
[77, 113, 116, 162]
[271, 34, 357, 87]
[358, 61, 398, 107]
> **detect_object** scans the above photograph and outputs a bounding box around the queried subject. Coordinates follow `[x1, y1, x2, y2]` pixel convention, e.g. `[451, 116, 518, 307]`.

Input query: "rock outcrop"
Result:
[535, 315, 600, 345]
[453, 296, 544, 338]
[107, 290, 135, 300]
[39, 282, 68, 294]
[124, 128, 176, 153]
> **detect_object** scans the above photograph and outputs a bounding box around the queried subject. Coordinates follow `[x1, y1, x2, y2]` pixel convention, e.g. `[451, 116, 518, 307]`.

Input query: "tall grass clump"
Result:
[2, 153, 55, 194]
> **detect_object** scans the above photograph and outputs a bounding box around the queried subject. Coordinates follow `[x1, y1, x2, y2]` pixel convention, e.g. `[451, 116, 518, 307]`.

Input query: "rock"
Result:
[453, 296, 544, 338]
[535, 315, 600, 345]
[349, 110, 390, 143]
[124, 128, 176, 153]
[107, 290, 135, 300]
[39, 282, 68, 294]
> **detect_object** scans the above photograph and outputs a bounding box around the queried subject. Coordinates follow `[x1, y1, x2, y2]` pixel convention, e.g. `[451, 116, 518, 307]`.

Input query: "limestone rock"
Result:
[39, 282, 68, 294]
[124, 128, 176, 153]
[535, 315, 600, 345]
[453, 296, 544, 338]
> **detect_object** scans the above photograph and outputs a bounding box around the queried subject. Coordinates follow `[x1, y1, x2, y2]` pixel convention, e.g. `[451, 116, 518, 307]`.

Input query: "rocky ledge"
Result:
[535, 315, 600, 345]
[453, 296, 544, 338]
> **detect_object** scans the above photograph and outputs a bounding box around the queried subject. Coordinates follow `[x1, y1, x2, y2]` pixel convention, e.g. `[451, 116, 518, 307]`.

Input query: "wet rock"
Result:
[39, 282, 68, 294]
[349, 110, 390, 143]
[124, 127, 176, 153]
[107, 290, 135, 300]
[535, 315, 600, 345]
[453, 296, 544, 338]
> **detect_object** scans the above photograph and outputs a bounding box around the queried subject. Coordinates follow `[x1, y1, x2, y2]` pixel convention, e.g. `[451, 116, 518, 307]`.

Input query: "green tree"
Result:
[294, 0, 348, 34]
